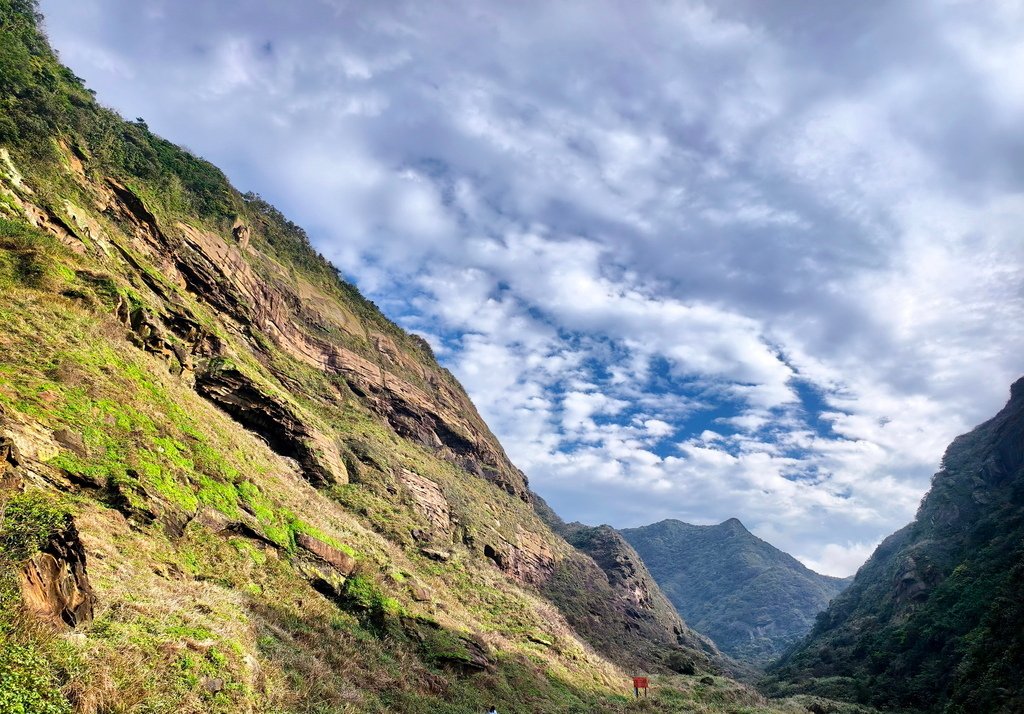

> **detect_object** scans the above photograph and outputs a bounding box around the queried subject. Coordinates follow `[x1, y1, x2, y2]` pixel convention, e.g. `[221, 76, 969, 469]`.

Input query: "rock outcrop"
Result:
[541, 510, 725, 676]
[195, 365, 347, 487]
[0, 7, 759, 709]
[19, 520, 96, 628]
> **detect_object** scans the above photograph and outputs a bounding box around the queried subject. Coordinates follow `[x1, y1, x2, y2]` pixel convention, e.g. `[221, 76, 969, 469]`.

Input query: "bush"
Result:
[0, 490, 70, 562]
[0, 641, 71, 714]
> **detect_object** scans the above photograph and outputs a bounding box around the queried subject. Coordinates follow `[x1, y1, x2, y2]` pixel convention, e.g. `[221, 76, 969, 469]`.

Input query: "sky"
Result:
[39, 0, 1024, 576]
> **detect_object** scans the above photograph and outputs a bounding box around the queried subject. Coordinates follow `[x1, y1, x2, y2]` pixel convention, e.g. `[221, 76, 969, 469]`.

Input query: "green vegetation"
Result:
[0, 2, 899, 712]
[0, 490, 70, 560]
[767, 380, 1024, 713]
[0, 491, 74, 714]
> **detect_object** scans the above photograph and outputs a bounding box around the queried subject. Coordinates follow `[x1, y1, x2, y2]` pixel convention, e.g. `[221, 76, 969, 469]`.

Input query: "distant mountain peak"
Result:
[621, 518, 848, 664]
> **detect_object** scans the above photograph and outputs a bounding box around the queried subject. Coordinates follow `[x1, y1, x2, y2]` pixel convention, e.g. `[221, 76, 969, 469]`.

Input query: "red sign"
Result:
[632, 677, 649, 689]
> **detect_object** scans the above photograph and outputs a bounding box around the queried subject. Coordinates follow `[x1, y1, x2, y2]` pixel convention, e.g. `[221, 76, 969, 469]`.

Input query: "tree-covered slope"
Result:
[768, 378, 1024, 713]
[621, 518, 849, 665]
[0, 2, 829, 712]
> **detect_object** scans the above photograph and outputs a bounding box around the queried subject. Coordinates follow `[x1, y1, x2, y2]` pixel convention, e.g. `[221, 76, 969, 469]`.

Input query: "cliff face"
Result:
[621, 518, 848, 665]
[0, 3, 739, 712]
[768, 378, 1024, 713]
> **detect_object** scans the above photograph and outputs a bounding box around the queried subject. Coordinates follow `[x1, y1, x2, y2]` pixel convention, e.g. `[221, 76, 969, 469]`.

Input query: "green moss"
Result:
[0, 641, 71, 714]
[0, 490, 70, 562]
[343, 574, 405, 618]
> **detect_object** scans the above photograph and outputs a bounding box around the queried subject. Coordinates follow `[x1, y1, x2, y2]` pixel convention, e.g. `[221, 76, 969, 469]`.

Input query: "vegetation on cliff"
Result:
[767, 379, 1024, 713]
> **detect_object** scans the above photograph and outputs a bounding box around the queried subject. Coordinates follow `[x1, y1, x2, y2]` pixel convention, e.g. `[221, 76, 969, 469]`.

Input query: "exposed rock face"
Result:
[52, 428, 87, 457]
[399, 468, 452, 537]
[480, 526, 556, 587]
[295, 533, 357, 576]
[101, 179, 532, 503]
[0, 434, 22, 479]
[195, 366, 347, 487]
[19, 521, 96, 627]
[547, 518, 725, 675]
[621, 518, 848, 665]
[770, 378, 1024, 713]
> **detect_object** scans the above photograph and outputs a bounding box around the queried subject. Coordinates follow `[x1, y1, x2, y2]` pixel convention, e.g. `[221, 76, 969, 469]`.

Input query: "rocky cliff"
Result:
[621, 518, 849, 666]
[767, 378, 1024, 713]
[0, 3, 765, 712]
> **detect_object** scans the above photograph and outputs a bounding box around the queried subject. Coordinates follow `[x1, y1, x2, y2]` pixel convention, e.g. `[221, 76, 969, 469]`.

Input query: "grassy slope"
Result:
[0, 2, 872, 712]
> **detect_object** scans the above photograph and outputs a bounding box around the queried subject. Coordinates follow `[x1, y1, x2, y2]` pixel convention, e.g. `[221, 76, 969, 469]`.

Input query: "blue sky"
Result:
[39, 0, 1024, 575]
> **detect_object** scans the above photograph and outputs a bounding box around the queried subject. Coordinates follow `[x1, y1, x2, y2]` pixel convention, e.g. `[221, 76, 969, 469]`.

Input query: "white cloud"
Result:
[797, 541, 881, 579]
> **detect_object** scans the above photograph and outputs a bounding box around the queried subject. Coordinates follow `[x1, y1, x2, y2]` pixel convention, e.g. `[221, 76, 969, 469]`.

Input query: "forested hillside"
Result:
[768, 378, 1024, 713]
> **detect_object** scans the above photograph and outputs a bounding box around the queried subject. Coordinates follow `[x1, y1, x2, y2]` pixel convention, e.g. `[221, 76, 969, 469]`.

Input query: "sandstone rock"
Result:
[480, 527, 556, 586]
[296, 560, 347, 598]
[399, 469, 451, 536]
[19, 521, 96, 627]
[52, 428, 87, 457]
[231, 218, 250, 250]
[419, 547, 452, 562]
[295, 533, 356, 576]
[195, 366, 346, 487]
[0, 434, 22, 472]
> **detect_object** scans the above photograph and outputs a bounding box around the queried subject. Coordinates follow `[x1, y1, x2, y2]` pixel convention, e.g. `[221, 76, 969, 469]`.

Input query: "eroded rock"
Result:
[195, 366, 346, 487]
[52, 428, 87, 457]
[19, 521, 96, 627]
[0, 434, 22, 473]
[399, 468, 451, 537]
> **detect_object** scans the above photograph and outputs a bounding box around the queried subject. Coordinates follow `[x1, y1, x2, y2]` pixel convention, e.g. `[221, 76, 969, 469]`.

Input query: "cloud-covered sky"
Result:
[40, 0, 1024, 576]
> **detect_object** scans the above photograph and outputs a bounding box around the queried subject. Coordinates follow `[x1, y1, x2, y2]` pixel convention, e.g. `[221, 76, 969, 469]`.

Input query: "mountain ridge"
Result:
[622, 516, 849, 665]
[768, 377, 1024, 713]
[0, 3, 801, 712]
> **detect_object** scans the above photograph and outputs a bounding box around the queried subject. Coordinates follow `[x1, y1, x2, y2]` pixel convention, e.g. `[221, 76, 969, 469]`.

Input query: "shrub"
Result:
[0, 490, 70, 562]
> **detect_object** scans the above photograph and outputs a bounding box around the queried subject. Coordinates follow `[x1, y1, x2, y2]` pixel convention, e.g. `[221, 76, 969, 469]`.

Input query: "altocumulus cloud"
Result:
[40, 0, 1024, 576]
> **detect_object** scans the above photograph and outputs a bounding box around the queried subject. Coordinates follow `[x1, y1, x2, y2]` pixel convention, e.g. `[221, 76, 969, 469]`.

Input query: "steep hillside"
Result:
[0, 3, 817, 712]
[533, 499, 724, 676]
[621, 519, 849, 665]
[768, 378, 1024, 713]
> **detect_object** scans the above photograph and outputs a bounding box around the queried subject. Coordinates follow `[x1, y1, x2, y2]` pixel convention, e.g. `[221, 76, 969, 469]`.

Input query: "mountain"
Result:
[621, 518, 849, 665]
[533, 500, 725, 676]
[767, 378, 1024, 713]
[0, 3, 812, 712]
